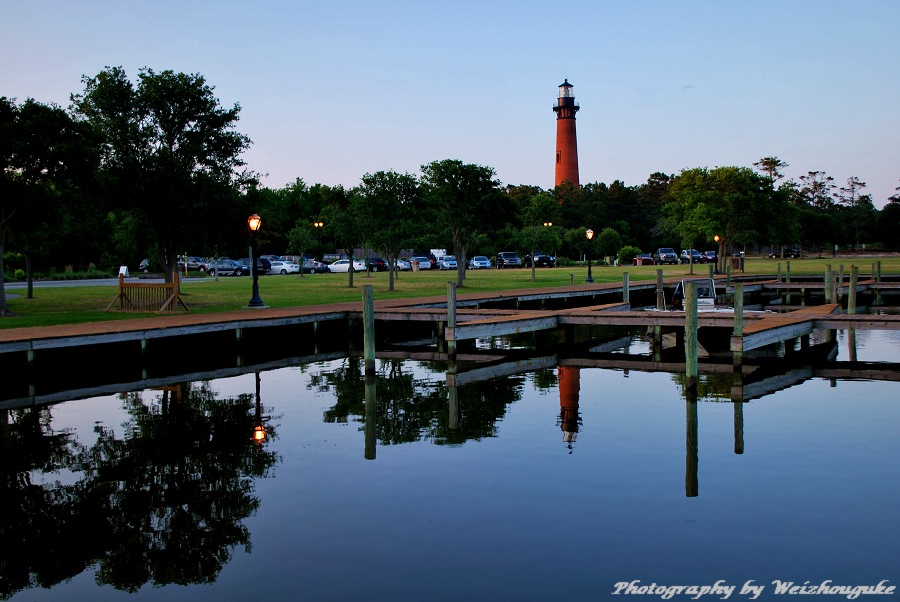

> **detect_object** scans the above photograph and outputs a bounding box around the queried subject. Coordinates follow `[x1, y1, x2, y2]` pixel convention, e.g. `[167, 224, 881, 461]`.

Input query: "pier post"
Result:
[848, 265, 858, 314]
[708, 263, 714, 280]
[876, 260, 883, 305]
[777, 263, 782, 283]
[654, 269, 664, 346]
[622, 272, 629, 304]
[825, 268, 833, 303]
[656, 269, 665, 310]
[684, 282, 698, 393]
[786, 261, 792, 305]
[363, 285, 375, 374]
[726, 264, 732, 287]
[838, 265, 845, 301]
[570, 273, 574, 286]
[732, 282, 744, 369]
[447, 281, 457, 356]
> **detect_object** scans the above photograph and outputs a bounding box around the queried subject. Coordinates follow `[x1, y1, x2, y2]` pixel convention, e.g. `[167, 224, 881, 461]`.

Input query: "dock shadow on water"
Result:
[1, 320, 899, 600]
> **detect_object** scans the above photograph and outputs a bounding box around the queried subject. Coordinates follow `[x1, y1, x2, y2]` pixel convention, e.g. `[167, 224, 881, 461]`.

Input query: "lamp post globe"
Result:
[247, 214, 265, 308]
[585, 228, 594, 284]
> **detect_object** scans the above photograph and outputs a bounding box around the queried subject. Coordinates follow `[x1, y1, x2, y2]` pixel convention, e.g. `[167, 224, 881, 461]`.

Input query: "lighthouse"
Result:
[553, 79, 580, 187]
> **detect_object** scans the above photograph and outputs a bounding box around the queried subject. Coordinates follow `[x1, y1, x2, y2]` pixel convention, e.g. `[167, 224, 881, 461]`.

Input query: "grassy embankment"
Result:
[2, 255, 898, 330]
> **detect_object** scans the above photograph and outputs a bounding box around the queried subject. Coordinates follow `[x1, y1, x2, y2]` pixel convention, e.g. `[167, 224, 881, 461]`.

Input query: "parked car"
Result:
[468, 255, 492, 269]
[364, 257, 389, 272]
[238, 257, 271, 275]
[270, 260, 300, 275]
[302, 259, 329, 274]
[768, 248, 801, 259]
[524, 252, 556, 268]
[632, 253, 655, 266]
[394, 259, 412, 271]
[177, 256, 209, 272]
[654, 248, 678, 265]
[439, 256, 458, 270]
[704, 250, 718, 263]
[328, 258, 366, 273]
[410, 256, 434, 270]
[139, 258, 150, 272]
[496, 252, 523, 268]
[680, 249, 705, 263]
[207, 258, 247, 277]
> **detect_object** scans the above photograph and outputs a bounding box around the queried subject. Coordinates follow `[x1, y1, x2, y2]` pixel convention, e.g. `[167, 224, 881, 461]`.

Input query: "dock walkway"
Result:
[2, 277, 899, 358]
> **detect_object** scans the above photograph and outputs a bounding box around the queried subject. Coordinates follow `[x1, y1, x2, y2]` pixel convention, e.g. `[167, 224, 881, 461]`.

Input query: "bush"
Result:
[617, 246, 642, 264]
[14, 269, 25, 280]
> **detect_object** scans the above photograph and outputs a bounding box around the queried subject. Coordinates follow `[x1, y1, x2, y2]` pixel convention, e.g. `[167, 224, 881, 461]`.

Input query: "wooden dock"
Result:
[1, 276, 898, 360]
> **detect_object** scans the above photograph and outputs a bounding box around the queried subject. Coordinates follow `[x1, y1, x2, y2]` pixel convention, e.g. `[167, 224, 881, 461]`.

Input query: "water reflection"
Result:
[2, 325, 899, 599]
[557, 366, 583, 453]
[0, 383, 278, 598]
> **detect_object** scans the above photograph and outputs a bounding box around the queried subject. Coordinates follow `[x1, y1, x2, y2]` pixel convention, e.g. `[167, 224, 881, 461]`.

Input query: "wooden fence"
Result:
[106, 273, 190, 312]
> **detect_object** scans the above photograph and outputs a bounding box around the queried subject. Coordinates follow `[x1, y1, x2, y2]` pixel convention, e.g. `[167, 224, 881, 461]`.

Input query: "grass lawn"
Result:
[2, 255, 898, 330]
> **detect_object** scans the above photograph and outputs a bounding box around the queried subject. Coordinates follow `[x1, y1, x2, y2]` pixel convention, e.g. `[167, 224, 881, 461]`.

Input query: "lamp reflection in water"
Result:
[252, 372, 267, 444]
[557, 366, 583, 453]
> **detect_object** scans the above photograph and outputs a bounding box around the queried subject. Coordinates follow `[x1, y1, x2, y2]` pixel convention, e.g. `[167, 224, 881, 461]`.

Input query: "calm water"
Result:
[2, 328, 899, 601]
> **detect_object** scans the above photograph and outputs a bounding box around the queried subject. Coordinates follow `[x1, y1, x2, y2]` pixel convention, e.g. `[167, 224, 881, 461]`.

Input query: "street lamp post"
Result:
[247, 214, 265, 308]
[585, 228, 594, 284]
[313, 220, 324, 259]
[714, 234, 721, 274]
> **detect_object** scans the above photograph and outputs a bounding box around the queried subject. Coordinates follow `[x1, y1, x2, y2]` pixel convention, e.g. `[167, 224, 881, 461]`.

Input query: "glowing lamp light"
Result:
[248, 214, 262, 232]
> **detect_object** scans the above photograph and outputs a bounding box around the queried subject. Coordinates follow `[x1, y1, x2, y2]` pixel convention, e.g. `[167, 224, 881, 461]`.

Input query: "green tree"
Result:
[595, 227, 622, 263]
[1, 98, 97, 315]
[355, 170, 420, 291]
[71, 67, 255, 282]
[753, 156, 789, 182]
[420, 159, 508, 287]
[666, 166, 790, 273]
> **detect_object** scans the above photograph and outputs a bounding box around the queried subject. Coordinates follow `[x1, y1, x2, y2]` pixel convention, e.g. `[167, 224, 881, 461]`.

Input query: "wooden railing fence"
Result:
[106, 273, 190, 312]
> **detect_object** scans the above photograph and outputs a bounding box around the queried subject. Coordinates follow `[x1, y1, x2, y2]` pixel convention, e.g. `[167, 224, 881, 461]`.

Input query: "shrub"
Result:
[617, 246, 642, 264]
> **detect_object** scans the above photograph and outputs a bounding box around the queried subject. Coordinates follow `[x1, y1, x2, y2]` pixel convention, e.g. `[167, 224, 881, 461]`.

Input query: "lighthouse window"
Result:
[556, 151, 561, 164]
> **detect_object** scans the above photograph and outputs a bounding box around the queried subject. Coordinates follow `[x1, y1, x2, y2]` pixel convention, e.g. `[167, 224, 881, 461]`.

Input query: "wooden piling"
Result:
[732, 282, 743, 369]
[656, 269, 665, 310]
[622, 272, 629, 304]
[708, 263, 714, 279]
[447, 281, 457, 356]
[838, 265, 845, 300]
[363, 285, 375, 374]
[654, 269, 664, 346]
[848, 265, 858, 314]
[824, 268, 833, 303]
[684, 282, 698, 392]
[726, 264, 732, 286]
[777, 263, 782, 282]
[875, 260, 883, 305]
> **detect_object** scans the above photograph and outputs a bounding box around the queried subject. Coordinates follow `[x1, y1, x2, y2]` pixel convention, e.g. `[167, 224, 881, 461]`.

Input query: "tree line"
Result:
[3, 67, 899, 313]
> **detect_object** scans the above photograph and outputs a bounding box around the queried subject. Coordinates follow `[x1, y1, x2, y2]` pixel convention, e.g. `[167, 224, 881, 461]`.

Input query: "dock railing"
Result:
[106, 273, 190, 312]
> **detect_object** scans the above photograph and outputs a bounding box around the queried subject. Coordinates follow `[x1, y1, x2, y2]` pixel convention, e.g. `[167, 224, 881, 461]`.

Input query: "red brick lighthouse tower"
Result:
[553, 79, 580, 187]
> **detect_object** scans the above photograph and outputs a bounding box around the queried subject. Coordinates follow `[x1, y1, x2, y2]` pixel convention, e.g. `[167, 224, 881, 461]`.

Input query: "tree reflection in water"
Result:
[311, 357, 524, 446]
[0, 381, 279, 598]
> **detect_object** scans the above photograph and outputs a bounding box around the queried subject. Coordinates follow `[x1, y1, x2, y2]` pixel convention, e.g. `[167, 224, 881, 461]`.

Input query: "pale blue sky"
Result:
[3, 0, 898, 207]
